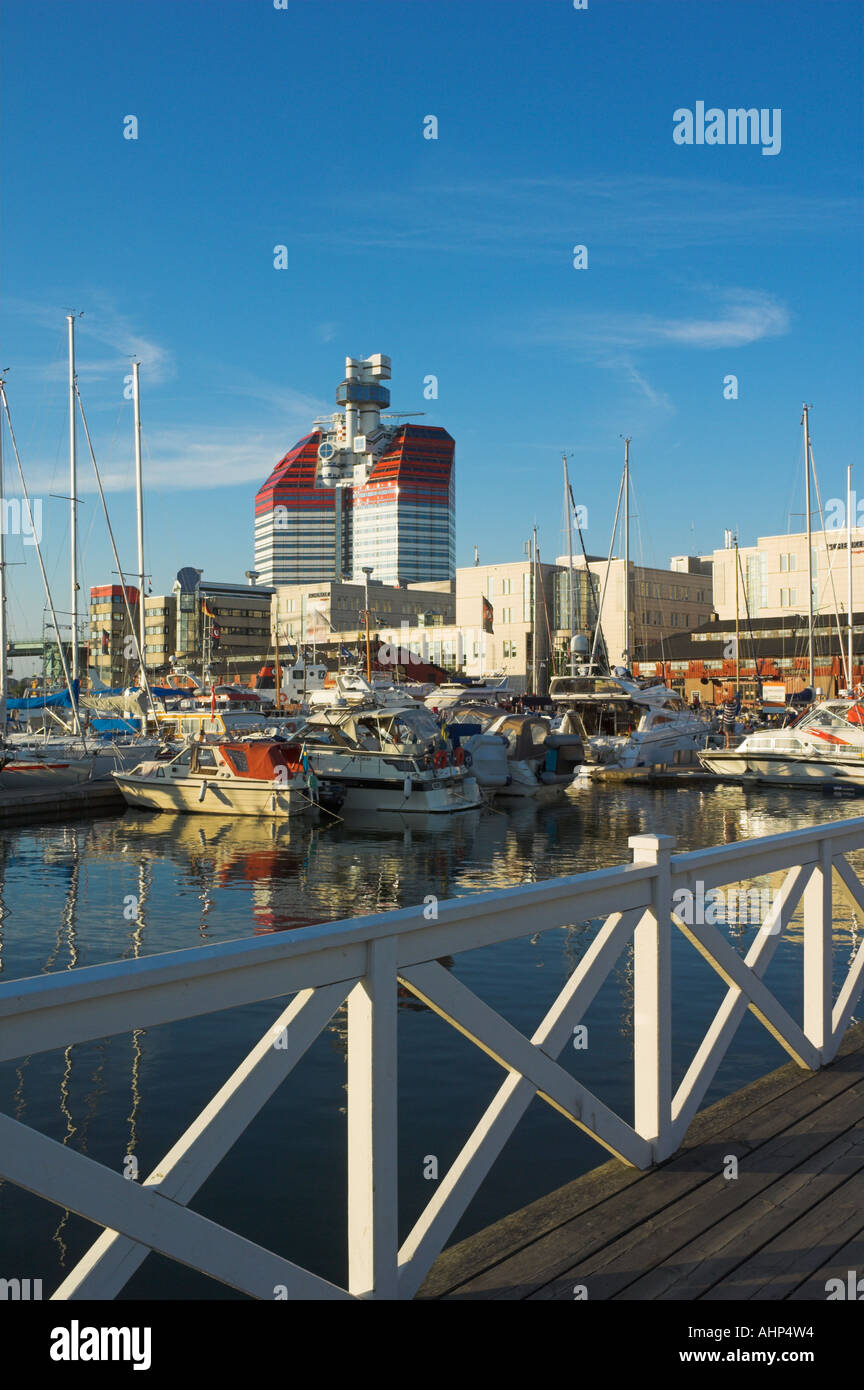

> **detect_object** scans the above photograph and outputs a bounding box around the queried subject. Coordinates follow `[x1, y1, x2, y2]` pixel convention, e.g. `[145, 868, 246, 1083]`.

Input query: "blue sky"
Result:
[2, 0, 861, 637]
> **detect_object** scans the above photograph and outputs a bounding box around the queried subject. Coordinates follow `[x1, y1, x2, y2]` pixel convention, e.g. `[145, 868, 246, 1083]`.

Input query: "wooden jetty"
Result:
[0, 777, 125, 826]
[421, 1020, 864, 1300]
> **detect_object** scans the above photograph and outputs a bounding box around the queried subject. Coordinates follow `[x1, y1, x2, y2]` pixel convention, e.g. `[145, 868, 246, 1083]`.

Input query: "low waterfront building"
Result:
[169, 570, 274, 682]
[709, 526, 864, 622]
[88, 584, 140, 685]
[633, 610, 864, 705]
[555, 554, 714, 667]
[273, 578, 454, 649]
[457, 559, 561, 693]
[102, 571, 275, 683]
[142, 594, 177, 677]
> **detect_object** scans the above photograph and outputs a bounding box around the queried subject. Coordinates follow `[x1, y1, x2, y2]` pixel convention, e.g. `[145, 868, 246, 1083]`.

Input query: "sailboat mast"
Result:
[802, 404, 814, 690]
[623, 437, 631, 668]
[734, 537, 742, 695]
[532, 525, 539, 693]
[132, 361, 146, 685]
[67, 315, 79, 689]
[563, 454, 575, 676]
[848, 464, 854, 692]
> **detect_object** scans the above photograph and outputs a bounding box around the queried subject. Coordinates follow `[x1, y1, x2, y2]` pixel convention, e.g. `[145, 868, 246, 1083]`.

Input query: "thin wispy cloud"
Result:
[304, 175, 860, 260]
[5, 296, 175, 384]
[220, 366, 329, 421]
[526, 289, 790, 355]
[15, 425, 303, 496]
[600, 356, 675, 414]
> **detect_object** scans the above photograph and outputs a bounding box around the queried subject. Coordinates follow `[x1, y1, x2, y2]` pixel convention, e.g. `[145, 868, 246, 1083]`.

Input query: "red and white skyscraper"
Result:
[254, 355, 455, 587]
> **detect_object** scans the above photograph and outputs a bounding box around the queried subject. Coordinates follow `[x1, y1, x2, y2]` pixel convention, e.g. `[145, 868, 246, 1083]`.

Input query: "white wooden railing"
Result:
[2, 815, 864, 1300]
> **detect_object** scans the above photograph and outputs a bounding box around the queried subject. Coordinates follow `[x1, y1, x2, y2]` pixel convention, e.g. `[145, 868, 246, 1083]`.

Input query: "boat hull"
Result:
[0, 761, 92, 788]
[304, 750, 483, 814]
[697, 749, 864, 788]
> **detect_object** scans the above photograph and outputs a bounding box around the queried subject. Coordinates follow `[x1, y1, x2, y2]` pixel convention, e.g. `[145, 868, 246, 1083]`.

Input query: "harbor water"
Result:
[1, 781, 862, 1298]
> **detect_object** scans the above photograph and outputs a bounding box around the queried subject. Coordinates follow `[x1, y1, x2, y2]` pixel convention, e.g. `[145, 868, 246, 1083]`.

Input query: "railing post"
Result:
[347, 935, 399, 1299]
[803, 837, 833, 1063]
[629, 834, 675, 1163]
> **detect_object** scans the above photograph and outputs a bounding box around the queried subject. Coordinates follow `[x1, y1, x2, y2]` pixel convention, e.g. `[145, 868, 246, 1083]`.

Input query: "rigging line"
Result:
[589, 465, 625, 671]
[569, 477, 609, 672]
[79, 400, 128, 583]
[735, 545, 762, 683]
[0, 379, 84, 740]
[809, 442, 850, 687]
[537, 543, 555, 656]
[75, 385, 160, 727]
[140, 432, 184, 586]
[629, 470, 649, 656]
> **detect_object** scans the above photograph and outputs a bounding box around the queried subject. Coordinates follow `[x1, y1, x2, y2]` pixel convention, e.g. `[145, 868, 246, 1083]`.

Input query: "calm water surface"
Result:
[1, 782, 862, 1298]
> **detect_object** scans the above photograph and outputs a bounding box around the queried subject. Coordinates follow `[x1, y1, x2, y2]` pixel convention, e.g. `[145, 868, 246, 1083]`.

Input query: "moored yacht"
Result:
[425, 674, 515, 710]
[549, 673, 711, 774]
[295, 700, 483, 813]
[306, 667, 416, 711]
[698, 699, 864, 787]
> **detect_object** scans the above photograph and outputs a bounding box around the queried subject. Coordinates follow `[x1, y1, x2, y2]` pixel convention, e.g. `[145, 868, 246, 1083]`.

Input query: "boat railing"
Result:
[2, 815, 863, 1299]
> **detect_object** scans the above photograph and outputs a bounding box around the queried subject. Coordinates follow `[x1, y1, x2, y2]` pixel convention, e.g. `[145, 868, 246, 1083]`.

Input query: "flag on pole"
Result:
[202, 600, 216, 619]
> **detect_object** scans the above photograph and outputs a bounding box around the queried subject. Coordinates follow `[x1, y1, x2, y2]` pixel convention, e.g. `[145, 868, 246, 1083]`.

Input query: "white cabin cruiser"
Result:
[482, 713, 585, 798]
[698, 699, 864, 787]
[306, 668, 416, 711]
[425, 675, 515, 710]
[295, 701, 483, 813]
[549, 673, 710, 774]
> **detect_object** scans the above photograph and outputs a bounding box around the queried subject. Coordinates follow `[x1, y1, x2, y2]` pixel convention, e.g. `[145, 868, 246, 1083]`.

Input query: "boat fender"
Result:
[454, 747, 465, 766]
[403, 776, 412, 798]
[198, 780, 207, 802]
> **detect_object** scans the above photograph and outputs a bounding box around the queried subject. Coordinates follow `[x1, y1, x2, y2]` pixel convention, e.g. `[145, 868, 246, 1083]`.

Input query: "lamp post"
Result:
[362, 566, 374, 682]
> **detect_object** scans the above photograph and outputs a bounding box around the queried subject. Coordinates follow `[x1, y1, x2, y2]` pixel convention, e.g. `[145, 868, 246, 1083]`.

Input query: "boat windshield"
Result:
[549, 677, 625, 698]
[799, 704, 864, 734]
[573, 700, 642, 738]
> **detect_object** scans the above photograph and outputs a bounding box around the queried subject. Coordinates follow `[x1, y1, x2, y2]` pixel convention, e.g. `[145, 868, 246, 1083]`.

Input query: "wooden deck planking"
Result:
[421, 1020, 864, 1301]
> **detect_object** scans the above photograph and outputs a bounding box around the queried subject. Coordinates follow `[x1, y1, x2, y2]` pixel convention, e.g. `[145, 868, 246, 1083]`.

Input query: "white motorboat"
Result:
[154, 688, 276, 742]
[295, 700, 483, 814]
[4, 730, 163, 779]
[441, 704, 583, 797]
[425, 675, 515, 710]
[481, 712, 585, 797]
[306, 667, 417, 711]
[698, 699, 864, 787]
[549, 673, 711, 775]
[113, 739, 318, 818]
[0, 747, 92, 788]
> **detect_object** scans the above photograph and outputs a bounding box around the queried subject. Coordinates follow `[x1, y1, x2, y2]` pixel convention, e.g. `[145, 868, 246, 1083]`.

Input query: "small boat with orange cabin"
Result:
[112, 739, 319, 818]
